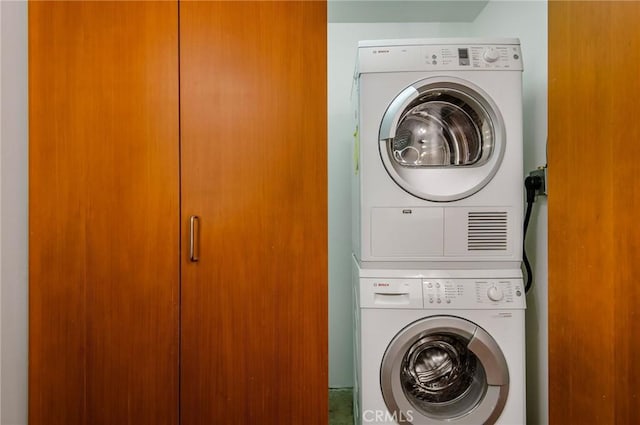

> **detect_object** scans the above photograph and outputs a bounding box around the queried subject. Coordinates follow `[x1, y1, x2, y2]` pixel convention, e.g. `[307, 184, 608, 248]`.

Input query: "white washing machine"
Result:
[352, 258, 526, 424]
[352, 38, 523, 265]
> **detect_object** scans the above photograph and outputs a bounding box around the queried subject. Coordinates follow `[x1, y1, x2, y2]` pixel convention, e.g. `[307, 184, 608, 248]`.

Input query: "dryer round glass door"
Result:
[380, 316, 509, 424]
[379, 77, 506, 202]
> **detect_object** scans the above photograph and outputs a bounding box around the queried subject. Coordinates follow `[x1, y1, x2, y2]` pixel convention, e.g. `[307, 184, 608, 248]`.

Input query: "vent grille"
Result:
[467, 211, 508, 251]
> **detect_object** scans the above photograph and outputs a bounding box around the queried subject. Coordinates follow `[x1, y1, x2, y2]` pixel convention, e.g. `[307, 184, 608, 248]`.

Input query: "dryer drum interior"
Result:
[378, 78, 506, 202]
[391, 91, 492, 168]
[389, 88, 494, 168]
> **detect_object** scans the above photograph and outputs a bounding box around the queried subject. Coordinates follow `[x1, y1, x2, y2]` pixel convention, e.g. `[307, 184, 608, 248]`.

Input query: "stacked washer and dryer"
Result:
[351, 39, 526, 424]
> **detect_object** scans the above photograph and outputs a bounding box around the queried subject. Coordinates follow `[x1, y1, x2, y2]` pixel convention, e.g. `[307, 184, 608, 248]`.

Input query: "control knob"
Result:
[487, 285, 504, 302]
[483, 48, 500, 63]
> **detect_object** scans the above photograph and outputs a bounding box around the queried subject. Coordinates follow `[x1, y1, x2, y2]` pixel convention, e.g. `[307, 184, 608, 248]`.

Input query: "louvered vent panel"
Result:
[467, 211, 508, 251]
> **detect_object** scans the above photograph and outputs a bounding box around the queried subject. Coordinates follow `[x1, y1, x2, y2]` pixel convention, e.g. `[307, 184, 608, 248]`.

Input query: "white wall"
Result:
[471, 3, 548, 423]
[328, 3, 549, 424]
[0, 1, 29, 424]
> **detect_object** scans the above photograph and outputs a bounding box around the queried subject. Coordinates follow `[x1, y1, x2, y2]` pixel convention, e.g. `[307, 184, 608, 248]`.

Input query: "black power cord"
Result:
[523, 175, 543, 293]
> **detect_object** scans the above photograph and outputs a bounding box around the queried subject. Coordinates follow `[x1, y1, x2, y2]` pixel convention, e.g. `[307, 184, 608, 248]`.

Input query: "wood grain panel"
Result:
[179, 2, 328, 423]
[29, 2, 179, 424]
[548, 2, 640, 423]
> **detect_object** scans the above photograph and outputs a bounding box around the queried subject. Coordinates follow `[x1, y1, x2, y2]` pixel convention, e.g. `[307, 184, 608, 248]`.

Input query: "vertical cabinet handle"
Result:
[189, 215, 200, 262]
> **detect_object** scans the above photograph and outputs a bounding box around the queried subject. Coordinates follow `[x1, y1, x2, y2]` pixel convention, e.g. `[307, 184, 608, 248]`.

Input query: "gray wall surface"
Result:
[1, 1, 29, 424]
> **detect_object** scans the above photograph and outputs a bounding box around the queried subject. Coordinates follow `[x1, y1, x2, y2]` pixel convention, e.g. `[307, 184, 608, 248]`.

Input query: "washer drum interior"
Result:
[380, 316, 510, 424]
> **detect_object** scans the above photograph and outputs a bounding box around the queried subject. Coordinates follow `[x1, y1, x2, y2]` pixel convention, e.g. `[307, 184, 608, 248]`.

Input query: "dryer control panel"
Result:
[358, 42, 523, 73]
[421, 44, 522, 69]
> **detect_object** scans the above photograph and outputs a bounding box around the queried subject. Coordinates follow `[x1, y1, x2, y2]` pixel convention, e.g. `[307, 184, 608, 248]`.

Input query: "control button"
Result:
[428, 298, 434, 304]
[516, 290, 522, 297]
[432, 60, 437, 65]
[436, 298, 442, 304]
[513, 54, 519, 60]
[483, 48, 500, 63]
[487, 286, 504, 302]
[427, 282, 433, 288]
[446, 299, 451, 304]
[432, 54, 437, 59]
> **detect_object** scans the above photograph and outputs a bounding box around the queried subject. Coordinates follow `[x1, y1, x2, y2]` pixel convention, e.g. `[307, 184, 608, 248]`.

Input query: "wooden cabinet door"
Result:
[548, 2, 640, 423]
[179, 2, 328, 424]
[29, 2, 180, 424]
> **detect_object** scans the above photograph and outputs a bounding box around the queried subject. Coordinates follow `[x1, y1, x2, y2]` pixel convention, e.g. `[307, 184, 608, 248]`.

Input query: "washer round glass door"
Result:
[380, 316, 509, 424]
[379, 77, 505, 202]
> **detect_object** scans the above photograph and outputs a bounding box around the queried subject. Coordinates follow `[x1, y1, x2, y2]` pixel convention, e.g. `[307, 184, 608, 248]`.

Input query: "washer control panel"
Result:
[359, 275, 525, 309]
[422, 278, 525, 309]
[474, 280, 522, 304]
[423, 280, 464, 306]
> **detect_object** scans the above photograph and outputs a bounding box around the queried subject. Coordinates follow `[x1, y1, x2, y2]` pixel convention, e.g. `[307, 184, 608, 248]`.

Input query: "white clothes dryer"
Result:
[352, 258, 526, 424]
[352, 38, 523, 265]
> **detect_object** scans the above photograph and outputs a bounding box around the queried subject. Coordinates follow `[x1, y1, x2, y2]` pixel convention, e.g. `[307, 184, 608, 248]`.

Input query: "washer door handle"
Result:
[374, 292, 411, 305]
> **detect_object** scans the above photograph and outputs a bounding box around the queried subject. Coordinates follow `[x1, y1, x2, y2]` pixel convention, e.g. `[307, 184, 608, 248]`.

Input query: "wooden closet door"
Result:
[179, 2, 328, 424]
[549, 1, 640, 424]
[29, 2, 179, 424]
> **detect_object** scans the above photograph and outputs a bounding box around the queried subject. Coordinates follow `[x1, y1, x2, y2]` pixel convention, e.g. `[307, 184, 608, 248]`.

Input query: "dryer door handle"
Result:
[379, 85, 418, 140]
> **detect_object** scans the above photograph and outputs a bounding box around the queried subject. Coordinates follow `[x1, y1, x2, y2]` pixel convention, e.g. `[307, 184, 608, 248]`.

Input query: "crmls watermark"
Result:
[362, 409, 414, 423]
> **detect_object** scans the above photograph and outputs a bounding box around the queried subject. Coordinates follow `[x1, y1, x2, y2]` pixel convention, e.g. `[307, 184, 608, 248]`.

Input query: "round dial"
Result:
[483, 48, 500, 63]
[487, 286, 504, 302]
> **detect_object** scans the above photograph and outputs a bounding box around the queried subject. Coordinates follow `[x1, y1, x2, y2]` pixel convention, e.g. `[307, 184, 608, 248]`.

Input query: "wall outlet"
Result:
[529, 167, 547, 197]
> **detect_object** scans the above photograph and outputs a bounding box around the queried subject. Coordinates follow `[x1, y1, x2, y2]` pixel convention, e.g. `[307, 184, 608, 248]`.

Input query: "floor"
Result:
[329, 388, 354, 425]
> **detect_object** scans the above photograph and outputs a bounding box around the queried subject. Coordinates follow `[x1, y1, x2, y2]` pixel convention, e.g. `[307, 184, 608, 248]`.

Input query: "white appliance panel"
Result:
[352, 258, 526, 425]
[354, 52, 523, 264]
